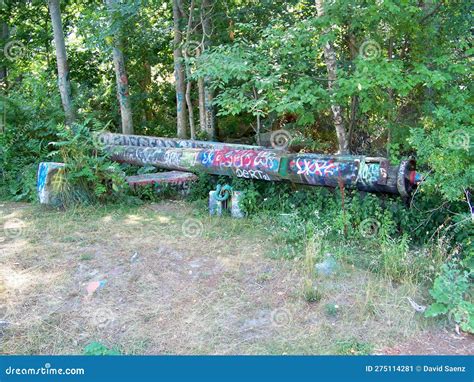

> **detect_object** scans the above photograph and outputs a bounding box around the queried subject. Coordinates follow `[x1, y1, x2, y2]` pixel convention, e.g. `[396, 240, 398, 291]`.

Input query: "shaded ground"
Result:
[0, 201, 472, 355]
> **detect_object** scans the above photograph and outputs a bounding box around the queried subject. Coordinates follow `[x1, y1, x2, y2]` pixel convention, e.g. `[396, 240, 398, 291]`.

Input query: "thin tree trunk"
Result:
[315, 0, 348, 154]
[253, 87, 261, 145]
[184, 0, 196, 139]
[201, 0, 215, 140]
[173, 0, 187, 139]
[256, 114, 261, 146]
[106, 0, 133, 135]
[48, 0, 76, 125]
[0, 22, 6, 133]
[347, 32, 358, 152]
[386, 38, 394, 158]
[348, 95, 358, 151]
[0, 22, 8, 84]
[185, 81, 196, 139]
[111, 45, 134, 135]
[141, 60, 153, 122]
[204, 80, 215, 140]
[45, 13, 51, 68]
[198, 76, 206, 134]
[197, 1, 209, 136]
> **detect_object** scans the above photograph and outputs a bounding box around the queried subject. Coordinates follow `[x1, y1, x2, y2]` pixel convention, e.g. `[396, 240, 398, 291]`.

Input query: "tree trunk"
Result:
[253, 87, 261, 145]
[140, 60, 153, 123]
[106, 0, 134, 135]
[347, 32, 358, 152]
[386, 37, 394, 158]
[0, 22, 8, 83]
[347, 95, 358, 152]
[111, 44, 134, 135]
[45, 13, 51, 69]
[185, 81, 196, 139]
[184, 0, 196, 139]
[315, 0, 348, 154]
[48, 0, 76, 125]
[198, 76, 206, 135]
[0, 22, 6, 133]
[201, 0, 215, 140]
[173, 0, 187, 139]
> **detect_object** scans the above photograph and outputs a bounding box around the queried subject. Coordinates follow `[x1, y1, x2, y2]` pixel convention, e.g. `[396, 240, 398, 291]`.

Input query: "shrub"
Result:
[83, 342, 120, 356]
[302, 281, 323, 303]
[50, 120, 128, 206]
[324, 303, 340, 317]
[187, 172, 216, 201]
[425, 261, 473, 334]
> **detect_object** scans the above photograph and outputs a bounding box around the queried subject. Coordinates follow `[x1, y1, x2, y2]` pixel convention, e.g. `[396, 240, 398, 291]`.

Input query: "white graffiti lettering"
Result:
[295, 159, 338, 177]
[164, 151, 182, 167]
[236, 168, 271, 180]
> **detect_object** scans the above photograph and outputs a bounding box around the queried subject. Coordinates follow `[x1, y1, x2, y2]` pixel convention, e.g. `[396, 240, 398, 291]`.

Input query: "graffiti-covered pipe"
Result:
[99, 132, 266, 151]
[103, 140, 419, 197]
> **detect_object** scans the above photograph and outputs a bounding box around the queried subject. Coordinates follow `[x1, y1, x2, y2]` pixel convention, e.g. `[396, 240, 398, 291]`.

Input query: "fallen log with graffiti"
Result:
[100, 133, 422, 198]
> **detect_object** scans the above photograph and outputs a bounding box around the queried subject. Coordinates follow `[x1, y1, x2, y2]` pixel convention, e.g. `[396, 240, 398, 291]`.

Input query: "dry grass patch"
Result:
[1, 201, 471, 354]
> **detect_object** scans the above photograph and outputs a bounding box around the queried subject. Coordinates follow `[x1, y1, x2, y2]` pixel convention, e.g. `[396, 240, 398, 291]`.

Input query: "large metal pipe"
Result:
[101, 134, 420, 197]
[99, 132, 266, 150]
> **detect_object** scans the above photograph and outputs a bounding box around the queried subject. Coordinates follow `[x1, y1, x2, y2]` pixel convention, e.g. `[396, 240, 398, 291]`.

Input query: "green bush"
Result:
[50, 120, 128, 206]
[83, 342, 121, 356]
[187, 172, 216, 201]
[425, 261, 473, 334]
[0, 74, 64, 201]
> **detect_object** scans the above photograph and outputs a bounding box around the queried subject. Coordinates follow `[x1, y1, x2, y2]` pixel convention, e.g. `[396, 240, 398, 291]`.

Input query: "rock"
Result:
[315, 254, 339, 276]
[406, 297, 426, 313]
[231, 191, 245, 218]
[130, 252, 139, 263]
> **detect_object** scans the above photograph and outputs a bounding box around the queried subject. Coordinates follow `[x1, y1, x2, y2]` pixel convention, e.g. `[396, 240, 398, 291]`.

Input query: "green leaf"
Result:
[425, 302, 449, 317]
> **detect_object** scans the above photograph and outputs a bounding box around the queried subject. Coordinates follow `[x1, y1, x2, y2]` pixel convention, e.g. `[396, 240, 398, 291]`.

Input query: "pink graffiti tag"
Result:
[210, 149, 279, 172]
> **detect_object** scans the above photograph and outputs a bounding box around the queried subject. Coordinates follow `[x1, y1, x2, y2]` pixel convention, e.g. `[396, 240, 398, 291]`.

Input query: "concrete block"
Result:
[231, 191, 245, 218]
[37, 162, 66, 206]
[209, 191, 224, 216]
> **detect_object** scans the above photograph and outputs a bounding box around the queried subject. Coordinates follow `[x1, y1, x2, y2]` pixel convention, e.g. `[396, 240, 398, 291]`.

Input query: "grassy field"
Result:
[0, 200, 472, 355]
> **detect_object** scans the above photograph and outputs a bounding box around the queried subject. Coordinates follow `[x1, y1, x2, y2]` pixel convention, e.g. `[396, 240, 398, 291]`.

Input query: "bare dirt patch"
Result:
[379, 330, 473, 355]
[0, 201, 471, 354]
